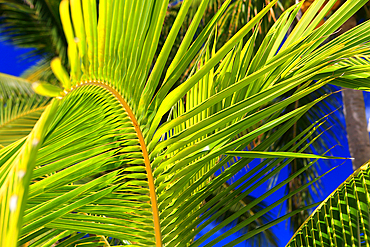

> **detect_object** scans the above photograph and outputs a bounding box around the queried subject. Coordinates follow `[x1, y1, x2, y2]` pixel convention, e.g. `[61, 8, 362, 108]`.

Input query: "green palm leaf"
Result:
[286, 161, 370, 247]
[0, 73, 50, 147]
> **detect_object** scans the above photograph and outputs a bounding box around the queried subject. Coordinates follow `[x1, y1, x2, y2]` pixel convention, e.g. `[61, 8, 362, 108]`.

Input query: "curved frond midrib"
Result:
[0, 105, 48, 129]
[67, 80, 162, 246]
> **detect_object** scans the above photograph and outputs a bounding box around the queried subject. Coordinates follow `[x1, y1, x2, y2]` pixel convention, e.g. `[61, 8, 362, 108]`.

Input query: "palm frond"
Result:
[0, 73, 50, 146]
[1, 0, 370, 246]
[286, 160, 370, 247]
[21, 58, 60, 85]
[0, 0, 67, 74]
[267, 86, 344, 232]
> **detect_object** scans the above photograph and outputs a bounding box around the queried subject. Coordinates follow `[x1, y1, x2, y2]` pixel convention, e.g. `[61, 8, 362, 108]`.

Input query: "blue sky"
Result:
[0, 40, 368, 246]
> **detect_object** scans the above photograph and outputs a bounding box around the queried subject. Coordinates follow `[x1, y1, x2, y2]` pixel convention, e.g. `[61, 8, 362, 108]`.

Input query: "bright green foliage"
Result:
[0, 73, 51, 147]
[1, 0, 370, 246]
[286, 161, 370, 247]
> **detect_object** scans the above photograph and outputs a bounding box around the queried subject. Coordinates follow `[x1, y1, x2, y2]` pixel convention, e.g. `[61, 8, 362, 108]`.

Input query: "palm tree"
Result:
[336, 1, 370, 171]
[1, 0, 370, 246]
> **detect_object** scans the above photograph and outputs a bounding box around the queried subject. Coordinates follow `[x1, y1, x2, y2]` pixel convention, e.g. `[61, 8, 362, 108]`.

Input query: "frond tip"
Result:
[32, 81, 63, 97]
[50, 57, 71, 90]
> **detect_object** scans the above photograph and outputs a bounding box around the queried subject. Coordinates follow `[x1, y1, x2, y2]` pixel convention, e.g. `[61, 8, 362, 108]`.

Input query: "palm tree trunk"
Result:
[341, 15, 370, 171]
[342, 89, 370, 170]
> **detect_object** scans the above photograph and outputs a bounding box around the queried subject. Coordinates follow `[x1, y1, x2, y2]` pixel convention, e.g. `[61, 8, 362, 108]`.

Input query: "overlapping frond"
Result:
[0, 99, 58, 247]
[286, 161, 370, 247]
[146, 0, 370, 245]
[268, 85, 344, 232]
[1, 85, 158, 246]
[0, 73, 50, 147]
[21, 86, 156, 245]
[264, 0, 370, 231]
